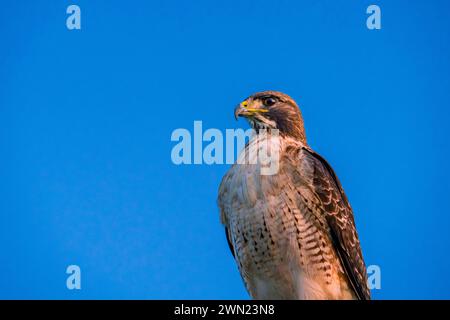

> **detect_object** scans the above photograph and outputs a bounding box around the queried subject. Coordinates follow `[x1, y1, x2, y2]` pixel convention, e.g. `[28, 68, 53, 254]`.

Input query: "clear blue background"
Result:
[1, 0, 449, 299]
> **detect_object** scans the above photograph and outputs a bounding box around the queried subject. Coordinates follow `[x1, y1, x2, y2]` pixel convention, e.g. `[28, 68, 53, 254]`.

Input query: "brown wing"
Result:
[301, 147, 371, 300]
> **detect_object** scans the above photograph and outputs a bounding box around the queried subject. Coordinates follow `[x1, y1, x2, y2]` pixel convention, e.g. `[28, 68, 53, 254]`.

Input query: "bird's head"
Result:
[234, 91, 307, 143]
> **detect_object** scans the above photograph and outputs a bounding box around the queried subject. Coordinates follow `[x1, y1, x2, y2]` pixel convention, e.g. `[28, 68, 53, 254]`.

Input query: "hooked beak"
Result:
[234, 104, 246, 120]
[234, 101, 269, 120]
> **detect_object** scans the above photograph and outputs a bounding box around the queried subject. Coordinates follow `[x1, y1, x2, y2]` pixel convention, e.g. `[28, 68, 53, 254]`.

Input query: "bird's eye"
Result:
[262, 97, 277, 107]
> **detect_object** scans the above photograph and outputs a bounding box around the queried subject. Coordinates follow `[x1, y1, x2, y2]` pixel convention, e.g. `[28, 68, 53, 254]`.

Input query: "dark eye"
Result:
[263, 97, 277, 107]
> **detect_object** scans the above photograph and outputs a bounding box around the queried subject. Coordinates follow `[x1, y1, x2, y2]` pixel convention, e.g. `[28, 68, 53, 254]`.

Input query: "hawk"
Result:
[218, 91, 370, 300]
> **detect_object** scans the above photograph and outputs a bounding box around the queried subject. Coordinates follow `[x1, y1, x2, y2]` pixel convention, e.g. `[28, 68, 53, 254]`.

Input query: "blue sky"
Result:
[1, 0, 450, 299]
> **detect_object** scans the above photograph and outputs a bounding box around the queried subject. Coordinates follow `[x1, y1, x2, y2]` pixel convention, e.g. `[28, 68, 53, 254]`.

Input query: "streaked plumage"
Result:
[218, 91, 370, 300]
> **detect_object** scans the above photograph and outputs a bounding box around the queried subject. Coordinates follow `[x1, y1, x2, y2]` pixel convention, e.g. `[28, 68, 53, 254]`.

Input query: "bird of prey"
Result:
[218, 91, 370, 300]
